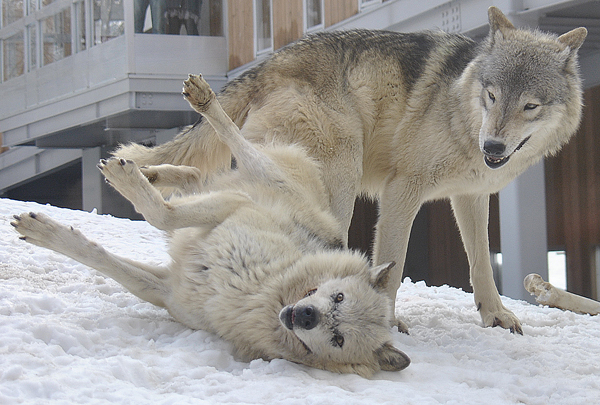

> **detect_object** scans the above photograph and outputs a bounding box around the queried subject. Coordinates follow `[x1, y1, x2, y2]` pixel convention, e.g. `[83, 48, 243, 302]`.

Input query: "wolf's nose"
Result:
[483, 140, 506, 156]
[294, 305, 319, 330]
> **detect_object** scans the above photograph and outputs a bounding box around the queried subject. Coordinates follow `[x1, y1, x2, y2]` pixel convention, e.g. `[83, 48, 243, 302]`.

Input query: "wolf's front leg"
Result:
[99, 157, 252, 231]
[183, 74, 283, 186]
[451, 194, 523, 334]
[11, 212, 168, 307]
[140, 164, 204, 194]
[98, 157, 172, 229]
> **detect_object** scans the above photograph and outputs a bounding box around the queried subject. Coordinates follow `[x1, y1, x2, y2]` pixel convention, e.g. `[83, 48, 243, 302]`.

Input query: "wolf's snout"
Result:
[279, 305, 320, 330]
[294, 305, 319, 330]
[483, 140, 506, 156]
[482, 140, 509, 169]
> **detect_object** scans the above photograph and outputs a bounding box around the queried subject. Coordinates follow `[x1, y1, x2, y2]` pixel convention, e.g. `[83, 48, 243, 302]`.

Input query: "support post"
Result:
[499, 160, 549, 303]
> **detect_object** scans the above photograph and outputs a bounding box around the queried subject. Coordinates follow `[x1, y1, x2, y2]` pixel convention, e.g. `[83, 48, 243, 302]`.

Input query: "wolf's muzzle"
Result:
[482, 136, 531, 169]
[279, 305, 320, 330]
[483, 140, 509, 169]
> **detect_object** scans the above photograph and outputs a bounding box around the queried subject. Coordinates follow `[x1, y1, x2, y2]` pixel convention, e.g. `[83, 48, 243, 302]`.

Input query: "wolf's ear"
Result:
[369, 262, 396, 291]
[488, 6, 515, 42]
[558, 27, 587, 53]
[375, 343, 411, 372]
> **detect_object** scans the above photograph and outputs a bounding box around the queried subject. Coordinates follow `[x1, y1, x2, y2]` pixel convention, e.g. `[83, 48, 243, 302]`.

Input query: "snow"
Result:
[1, 198, 599, 404]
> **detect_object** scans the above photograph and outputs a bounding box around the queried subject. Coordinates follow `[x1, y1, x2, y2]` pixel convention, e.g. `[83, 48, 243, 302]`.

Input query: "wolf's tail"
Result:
[113, 69, 262, 178]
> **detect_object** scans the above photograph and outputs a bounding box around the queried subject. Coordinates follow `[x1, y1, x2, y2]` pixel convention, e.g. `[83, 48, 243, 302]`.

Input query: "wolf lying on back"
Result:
[114, 7, 587, 334]
[12, 75, 410, 377]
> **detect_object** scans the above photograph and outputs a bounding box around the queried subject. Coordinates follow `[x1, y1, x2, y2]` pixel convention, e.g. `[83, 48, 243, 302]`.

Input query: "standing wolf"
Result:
[12, 75, 410, 377]
[114, 8, 587, 334]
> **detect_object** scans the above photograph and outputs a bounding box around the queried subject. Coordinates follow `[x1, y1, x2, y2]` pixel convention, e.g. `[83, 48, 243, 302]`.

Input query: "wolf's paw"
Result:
[139, 164, 203, 192]
[182, 74, 215, 114]
[480, 306, 523, 335]
[97, 157, 148, 196]
[395, 317, 410, 334]
[11, 212, 80, 251]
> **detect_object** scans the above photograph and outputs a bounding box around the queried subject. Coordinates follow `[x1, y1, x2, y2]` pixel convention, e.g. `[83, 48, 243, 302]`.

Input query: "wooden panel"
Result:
[348, 197, 377, 257]
[273, 0, 303, 50]
[228, 0, 254, 70]
[324, 0, 358, 28]
[545, 85, 600, 299]
[426, 200, 472, 291]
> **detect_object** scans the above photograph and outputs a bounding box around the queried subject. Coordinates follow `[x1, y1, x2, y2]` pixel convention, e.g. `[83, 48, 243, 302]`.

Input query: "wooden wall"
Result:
[324, 0, 358, 28]
[228, 0, 359, 70]
[545, 85, 600, 299]
[273, 0, 303, 50]
[228, 0, 254, 69]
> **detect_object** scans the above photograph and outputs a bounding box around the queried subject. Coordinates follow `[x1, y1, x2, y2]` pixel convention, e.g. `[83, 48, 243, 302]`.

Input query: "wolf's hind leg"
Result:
[182, 74, 284, 186]
[99, 158, 251, 231]
[11, 212, 169, 307]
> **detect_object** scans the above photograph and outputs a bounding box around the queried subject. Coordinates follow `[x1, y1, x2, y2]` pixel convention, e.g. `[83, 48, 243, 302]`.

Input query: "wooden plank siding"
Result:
[324, 0, 358, 28]
[545, 85, 600, 299]
[228, 0, 255, 69]
[273, 0, 303, 50]
[228, 1, 359, 70]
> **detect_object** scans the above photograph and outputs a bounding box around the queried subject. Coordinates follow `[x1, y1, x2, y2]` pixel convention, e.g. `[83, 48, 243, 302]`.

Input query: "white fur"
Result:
[12, 75, 410, 377]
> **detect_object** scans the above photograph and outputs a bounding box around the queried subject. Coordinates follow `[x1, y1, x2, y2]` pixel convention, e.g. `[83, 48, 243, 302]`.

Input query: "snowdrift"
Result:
[1, 199, 599, 404]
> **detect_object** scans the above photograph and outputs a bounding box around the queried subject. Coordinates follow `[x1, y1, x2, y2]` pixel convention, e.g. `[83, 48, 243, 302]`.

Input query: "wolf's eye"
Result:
[487, 90, 495, 102]
[524, 103, 538, 111]
[305, 288, 317, 298]
[334, 293, 344, 303]
[333, 334, 344, 348]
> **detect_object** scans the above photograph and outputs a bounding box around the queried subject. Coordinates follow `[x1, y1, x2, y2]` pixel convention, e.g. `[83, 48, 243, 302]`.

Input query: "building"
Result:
[2, 0, 600, 301]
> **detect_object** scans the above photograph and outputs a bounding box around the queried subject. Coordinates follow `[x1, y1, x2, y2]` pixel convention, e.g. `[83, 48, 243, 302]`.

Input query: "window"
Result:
[359, 0, 381, 10]
[42, 8, 71, 66]
[27, 23, 36, 71]
[2, 0, 24, 27]
[3, 32, 24, 81]
[92, 0, 124, 45]
[494, 251, 568, 291]
[304, 0, 323, 32]
[547, 251, 567, 290]
[74, 1, 86, 53]
[254, 0, 272, 55]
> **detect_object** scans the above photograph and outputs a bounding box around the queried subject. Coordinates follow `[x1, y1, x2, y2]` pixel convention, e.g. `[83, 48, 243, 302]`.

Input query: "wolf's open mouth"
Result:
[484, 136, 531, 170]
[485, 155, 509, 169]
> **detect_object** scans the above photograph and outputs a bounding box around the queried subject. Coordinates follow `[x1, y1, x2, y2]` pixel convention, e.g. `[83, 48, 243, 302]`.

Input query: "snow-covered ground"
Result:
[1, 198, 599, 404]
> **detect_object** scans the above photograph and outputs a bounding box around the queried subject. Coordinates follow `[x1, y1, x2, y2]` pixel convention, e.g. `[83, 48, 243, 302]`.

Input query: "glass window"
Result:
[255, 0, 272, 55]
[305, 0, 323, 32]
[74, 0, 86, 52]
[27, 23, 37, 71]
[27, 0, 37, 14]
[93, 0, 124, 45]
[42, 8, 71, 66]
[3, 31, 24, 81]
[359, 0, 381, 10]
[2, 0, 24, 27]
